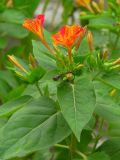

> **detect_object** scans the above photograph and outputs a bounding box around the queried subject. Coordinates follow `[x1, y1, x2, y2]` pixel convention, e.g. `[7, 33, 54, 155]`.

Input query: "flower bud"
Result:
[91, 1, 102, 13]
[80, 12, 87, 16]
[116, 0, 120, 4]
[101, 50, 109, 60]
[98, 0, 104, 10]
[6, 0, 13, 7]
[109, 89, 116, 97]
[29, 54, 37, 69]
[8, 55, 28, 74]
[87, 31, 93, 52]
[112, 58, 120, 65]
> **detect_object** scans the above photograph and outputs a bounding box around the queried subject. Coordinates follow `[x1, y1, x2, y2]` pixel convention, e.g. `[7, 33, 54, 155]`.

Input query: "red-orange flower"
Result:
[23, 14, 55, 55]
[23, 14, 44, 41]
[51, 25, 86, 63]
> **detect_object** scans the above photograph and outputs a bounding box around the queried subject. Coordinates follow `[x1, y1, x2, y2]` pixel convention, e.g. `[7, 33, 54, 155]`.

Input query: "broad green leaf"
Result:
[0, 37, 7, 49]
[4, 84, 27, 101]
[88, 15, 117, 31]
[0, 118, 7, 129]
[13, 0, 40, 17]
[27, 67, 46, 84]
[57, 76, 96, 141]
[88, 152, 110, 160]
[0, 70, 18, 88]
[94, 81, 120, 122]
[77, 130, 92, 152]
[77, 37, 90, 54]
[102, 73, 120, 90]
[33, 149, 51, 160]
[62, 0, 74, 24]
[22, 84, 40, 99]
[0, 9, 25, 24]
[0, 96, 31, 118]
[91, 29, 109, 48]
[89, 16, 115, 26]
[99, 138, 120, 160]
[0, 22, 28, 38]
[80, 12, 111, 20]
[0, 97, 70, 159]
[32, 40, 56, 69]
[109, 121, 120, 137]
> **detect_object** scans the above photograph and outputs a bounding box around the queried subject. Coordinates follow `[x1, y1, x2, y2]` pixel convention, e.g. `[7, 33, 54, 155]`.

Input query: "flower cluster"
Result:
[23, 14, 87, 64]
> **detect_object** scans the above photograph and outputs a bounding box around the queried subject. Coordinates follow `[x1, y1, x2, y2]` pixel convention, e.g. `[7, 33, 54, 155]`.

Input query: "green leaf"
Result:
[0, 22, 28, 38]
[77, 37, 90, 54]
[0, 97, 70, 159]
[77, 130, 92, 152]
[33, 149, 51, 160]
[88, 152, 110, 160]
[62, 0, 74, 23]
[27, 67, 46, 84]
[102, 73, 120, 90]
[0, 79, 11, 102]
[0, 37, 7, 49]
[57, 76, 96, 141]
[4, 84, 27, 101]
[0, 70, 18, 88]
[0, 118, 8, 129]
[94, 80, 120, 122]
[99, 138, 120, 160]
[32, 40, 56, 70]
[0, 9, 25, 24]
[0, 96, 31, 118]
[13, 0, 41, 17]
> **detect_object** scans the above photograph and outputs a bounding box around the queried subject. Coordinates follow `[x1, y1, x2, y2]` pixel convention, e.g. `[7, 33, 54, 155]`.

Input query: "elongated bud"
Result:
[80, 11, 87, 16]
[109, 89, 116, 97]
[116, 0, 120, 4]
[8, 55, 28, 74]
[98, 0, 104, 10]
[86, 4, 95, 13]
[63, 72, 74, 81]
[29, 54, 37, 68]
[6, 0, 13, 7]
[112, 58, 120, 65]
[110, 64, 120, 70]
[91, 1, 102, 13]
[75, 64, 84, 70]
[87, 31, 93, 52]
[101, 50, 109, 60]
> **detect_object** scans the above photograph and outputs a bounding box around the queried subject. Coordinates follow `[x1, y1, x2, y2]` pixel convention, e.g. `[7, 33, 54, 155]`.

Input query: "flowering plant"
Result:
[1, 11, 120, 160]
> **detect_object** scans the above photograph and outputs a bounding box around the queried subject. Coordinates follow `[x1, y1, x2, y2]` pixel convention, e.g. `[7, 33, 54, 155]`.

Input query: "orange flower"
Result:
[23, 14, 44, 40]
[23, 14, 56, 55]
[51, 25, 86, 63]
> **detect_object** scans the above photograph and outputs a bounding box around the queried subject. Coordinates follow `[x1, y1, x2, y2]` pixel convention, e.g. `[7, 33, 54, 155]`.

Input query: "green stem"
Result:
[69, 134, 76, 159]
[76, 150, 88, 160]
[55, 144, 88, 160]
[36, 82, 43, 96]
